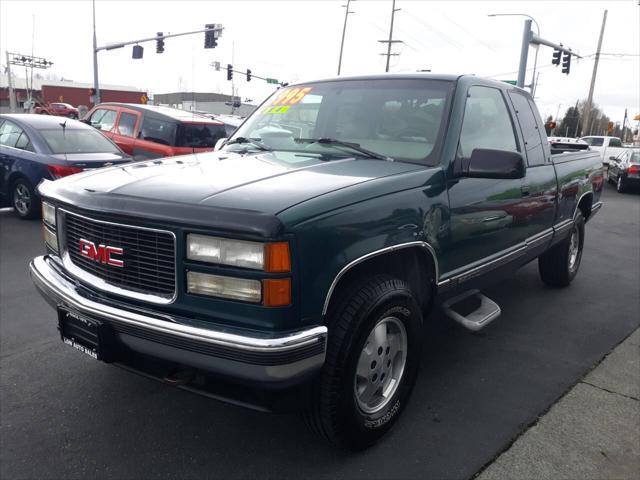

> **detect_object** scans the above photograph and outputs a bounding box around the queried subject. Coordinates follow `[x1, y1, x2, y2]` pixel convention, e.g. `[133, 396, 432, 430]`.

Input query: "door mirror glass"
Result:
[464, 148, 525, 179]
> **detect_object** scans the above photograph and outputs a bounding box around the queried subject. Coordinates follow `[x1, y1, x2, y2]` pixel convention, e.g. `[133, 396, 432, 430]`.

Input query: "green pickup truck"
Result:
[30, 74, 603, 449]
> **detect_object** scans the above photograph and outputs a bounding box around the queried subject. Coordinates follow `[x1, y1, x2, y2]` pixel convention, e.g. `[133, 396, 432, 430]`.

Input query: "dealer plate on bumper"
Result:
[58, 308, 112, 361]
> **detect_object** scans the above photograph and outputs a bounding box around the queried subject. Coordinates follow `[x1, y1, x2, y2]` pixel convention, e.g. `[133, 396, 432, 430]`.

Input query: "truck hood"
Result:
[38, 150, 425, 236]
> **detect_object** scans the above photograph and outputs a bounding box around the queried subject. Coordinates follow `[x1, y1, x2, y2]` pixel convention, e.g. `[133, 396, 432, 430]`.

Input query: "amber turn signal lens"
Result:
[264, 242, 291, 273]
[263, 278, 291, 306]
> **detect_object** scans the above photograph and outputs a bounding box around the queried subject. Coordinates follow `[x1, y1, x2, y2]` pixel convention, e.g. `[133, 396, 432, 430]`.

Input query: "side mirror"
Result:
[609, 156, 617, 161]
[80, 119, 91, 125]
[214, 137, 227, 151]
[464, 148, 525, 179]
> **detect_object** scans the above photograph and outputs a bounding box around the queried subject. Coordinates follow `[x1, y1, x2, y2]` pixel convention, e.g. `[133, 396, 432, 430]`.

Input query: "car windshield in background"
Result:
[176, 123, 226, 148]
[228, 79, 454, 164]
[40, 128, 121, 154]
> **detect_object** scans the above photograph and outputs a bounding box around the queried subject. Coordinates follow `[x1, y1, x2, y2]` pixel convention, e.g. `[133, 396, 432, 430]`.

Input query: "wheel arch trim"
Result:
[322, 241, 439, 316]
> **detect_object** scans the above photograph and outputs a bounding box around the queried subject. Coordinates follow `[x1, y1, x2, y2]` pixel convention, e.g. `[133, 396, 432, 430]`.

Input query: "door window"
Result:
[140, 117, 176, 146]
[14, 132, 35, 152]
[89, 108, 117, 131]
[117, 112, 138, 137]
[458, 86, 519, 159]
[608, 138, 622, 148]
[0, 121, 24, 148]
[508, 91, 545, 166]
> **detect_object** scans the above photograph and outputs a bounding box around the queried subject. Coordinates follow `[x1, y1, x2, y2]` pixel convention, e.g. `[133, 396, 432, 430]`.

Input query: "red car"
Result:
[83, 103, 227, 159]
[34, 102, 80, 119]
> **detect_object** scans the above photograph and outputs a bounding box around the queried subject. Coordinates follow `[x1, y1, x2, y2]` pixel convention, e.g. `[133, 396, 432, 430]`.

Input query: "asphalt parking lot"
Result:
[1, 181, 638, 480]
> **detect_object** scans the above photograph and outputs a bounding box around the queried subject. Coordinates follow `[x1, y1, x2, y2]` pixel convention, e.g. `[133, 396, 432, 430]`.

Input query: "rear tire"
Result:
[538, 211, 585, 287]
[616, 175, 626, 193]
[304, 274, 423, 450]
[11, 178, 40, 219]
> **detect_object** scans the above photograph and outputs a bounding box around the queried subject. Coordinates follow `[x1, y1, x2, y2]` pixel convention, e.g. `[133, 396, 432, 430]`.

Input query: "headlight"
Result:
[187, 271, 262, 303]
[43, 226, 58, 253]
[42, 202, 56, 227]
[187, 234, 291, 272]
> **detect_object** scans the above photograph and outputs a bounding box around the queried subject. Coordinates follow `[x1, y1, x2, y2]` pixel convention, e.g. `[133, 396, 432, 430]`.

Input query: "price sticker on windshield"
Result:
[271, 87, 313, 106]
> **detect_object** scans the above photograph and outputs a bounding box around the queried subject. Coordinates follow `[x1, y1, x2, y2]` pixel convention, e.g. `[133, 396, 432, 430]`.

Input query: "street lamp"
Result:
[488, 13, 540, 94]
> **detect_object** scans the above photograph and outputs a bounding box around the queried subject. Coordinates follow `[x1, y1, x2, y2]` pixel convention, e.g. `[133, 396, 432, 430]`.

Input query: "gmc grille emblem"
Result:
[79, 238, 124, 267]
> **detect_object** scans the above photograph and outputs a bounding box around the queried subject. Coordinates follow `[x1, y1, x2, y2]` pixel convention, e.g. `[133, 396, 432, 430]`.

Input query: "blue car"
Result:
[0, 114, 132, 219]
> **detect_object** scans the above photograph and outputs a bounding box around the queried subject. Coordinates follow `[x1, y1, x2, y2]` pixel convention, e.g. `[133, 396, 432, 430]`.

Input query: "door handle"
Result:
[521, 184, 530, 197]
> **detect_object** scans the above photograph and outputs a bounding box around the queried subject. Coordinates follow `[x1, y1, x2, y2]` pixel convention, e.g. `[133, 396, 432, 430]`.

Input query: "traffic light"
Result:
[227, 64, 233, 81]
[246, 69, 252, 81]
[552, 48, 562, 66]
[562, 51, 571, 74]
[132, 45, 143, 59]
[546, 120, 557, 130]
[156, 32, 165, 54]
[204, 24, 217, 48]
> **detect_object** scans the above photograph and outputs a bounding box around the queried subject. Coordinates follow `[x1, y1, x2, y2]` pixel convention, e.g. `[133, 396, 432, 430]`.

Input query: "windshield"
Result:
[228, 79, 454, 164]
[176, 123, 227, 148]
[40, 128, 121, 154]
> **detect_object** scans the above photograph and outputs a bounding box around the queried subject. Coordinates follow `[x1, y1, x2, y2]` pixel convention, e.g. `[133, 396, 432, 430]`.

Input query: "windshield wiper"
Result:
[296, 138, 393, 161]
[225, 137, 272, 151]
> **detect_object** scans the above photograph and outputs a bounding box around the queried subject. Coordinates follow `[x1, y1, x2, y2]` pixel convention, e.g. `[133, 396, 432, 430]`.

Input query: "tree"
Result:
[556, 100, 613, 138]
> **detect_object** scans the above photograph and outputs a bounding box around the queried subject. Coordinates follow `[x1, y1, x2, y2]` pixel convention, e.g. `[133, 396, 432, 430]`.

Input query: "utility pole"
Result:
[337, 0, 354, 75]
[92, 0, 100, 105]
[581, 10, 607, 137]
[379, 0, 401, 72]
[5, 51, 16, 112]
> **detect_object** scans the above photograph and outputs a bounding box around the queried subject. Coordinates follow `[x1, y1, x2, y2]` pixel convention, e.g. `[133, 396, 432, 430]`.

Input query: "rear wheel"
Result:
[616, 175, 626, 193]
[304, 275, 423, 450]
[538, 211, 585, 287]
[11, 178, 40, 219]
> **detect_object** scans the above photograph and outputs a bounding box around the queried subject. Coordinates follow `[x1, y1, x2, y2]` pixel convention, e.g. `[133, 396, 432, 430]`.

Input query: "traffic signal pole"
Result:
[517, 19, 580, 89]
[516, 20, 532, 88]
[92, 0, 100, 104]
[91, 0, 222, 105]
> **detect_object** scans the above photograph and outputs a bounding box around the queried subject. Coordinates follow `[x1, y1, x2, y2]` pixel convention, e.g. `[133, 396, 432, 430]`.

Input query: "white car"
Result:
[579, 136, 626, 166]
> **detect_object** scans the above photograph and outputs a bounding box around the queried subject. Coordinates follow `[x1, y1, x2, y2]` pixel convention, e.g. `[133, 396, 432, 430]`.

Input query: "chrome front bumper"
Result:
[30, 256, 327, 385]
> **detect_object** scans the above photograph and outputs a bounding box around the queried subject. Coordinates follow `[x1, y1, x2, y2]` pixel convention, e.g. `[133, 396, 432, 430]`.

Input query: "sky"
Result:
[1, 0, 638, 123]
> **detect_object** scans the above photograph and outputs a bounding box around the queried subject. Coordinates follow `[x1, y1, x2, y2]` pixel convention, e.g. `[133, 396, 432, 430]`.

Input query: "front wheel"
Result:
[304, 275, 423, 450]
[538, 211, 585, 287]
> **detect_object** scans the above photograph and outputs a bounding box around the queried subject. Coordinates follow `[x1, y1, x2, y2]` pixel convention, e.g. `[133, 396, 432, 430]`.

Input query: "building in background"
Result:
[0, 73, 147, 112]
[152, 91, 256, 117]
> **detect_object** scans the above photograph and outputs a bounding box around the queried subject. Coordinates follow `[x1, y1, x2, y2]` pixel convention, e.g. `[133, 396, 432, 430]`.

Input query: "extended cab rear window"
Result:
[176, 123, 226, 148]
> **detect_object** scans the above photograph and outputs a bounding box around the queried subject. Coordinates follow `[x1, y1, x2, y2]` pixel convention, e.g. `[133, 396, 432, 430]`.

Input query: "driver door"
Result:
[441, 85, 528, 279]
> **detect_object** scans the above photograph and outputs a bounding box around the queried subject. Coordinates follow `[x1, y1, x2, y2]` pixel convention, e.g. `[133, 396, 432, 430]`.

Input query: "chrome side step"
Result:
[442, 290, 501, 332]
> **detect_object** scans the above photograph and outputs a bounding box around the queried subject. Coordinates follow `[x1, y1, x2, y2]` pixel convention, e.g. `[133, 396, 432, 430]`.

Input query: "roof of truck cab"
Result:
[95, 103, 222, 124]
[287, 73, 524, 91]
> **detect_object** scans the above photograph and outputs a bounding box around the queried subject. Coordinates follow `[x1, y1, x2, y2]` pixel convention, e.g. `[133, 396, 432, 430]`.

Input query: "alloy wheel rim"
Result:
[617, 176, 622, 191]
[354, 316, 408, 414]
[568, 227, 580, 271]
[13, 184, 30, 215]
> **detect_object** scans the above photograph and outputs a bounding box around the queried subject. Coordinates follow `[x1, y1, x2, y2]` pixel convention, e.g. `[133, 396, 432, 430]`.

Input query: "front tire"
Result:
[304, 275, 423, 450]
[538, 211, 585, 287]
[11, 178, 40, 219]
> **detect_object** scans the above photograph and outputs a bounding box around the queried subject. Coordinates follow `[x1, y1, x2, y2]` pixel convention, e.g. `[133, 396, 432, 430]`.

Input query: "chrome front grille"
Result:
[61, 210, 176, 303]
